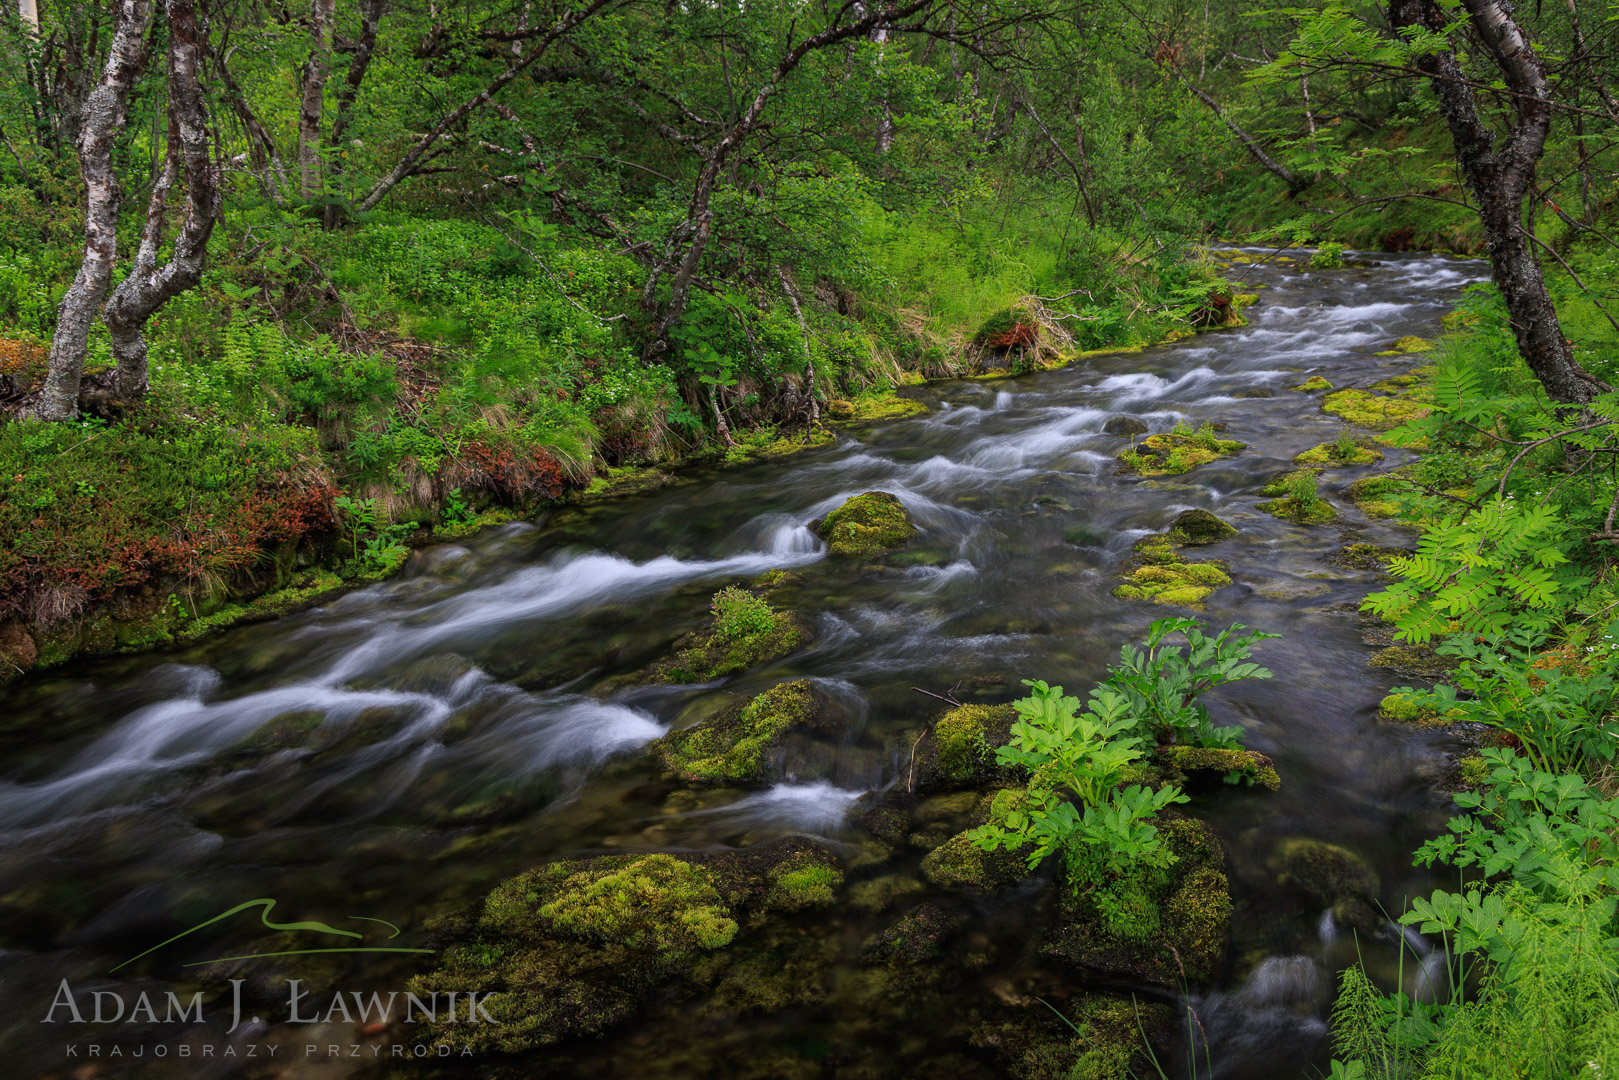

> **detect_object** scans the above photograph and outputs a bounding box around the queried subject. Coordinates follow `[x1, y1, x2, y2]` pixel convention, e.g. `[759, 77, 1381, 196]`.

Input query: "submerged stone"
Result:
[655, 679, 832, 783]
[1102, 415, 1149, 437]
[816, 491, 917, 556]
[1165, 508, 1237, 545]
[408, 837, 842, 1054]
[1269, 837, 1379, 933]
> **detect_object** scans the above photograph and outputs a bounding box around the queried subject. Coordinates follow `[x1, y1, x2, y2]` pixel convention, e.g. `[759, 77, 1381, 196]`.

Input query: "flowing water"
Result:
[0, 252, 1485, 1078]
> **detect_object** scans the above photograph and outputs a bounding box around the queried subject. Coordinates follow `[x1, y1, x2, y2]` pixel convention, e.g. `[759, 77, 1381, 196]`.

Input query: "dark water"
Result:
[0, 251, 1484, 1078]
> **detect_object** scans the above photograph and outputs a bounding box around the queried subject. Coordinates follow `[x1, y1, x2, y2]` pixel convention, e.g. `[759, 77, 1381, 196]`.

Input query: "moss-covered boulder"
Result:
[608, 587, 806, 690]
[1156, 746, 1281, 790]
[1347, 473, 1405, 518]
[1291, 375, 1333, 392]
[1165, 508, 1237, 545]
[826, 392, 928, 424]
[1377, 334, 1433, 355]
[920, 791, 1039, 892]
[1257, 469, 1338, 525]
[655, 679, 833, 783]
[1378, 691, 1462, 728]
[1117, 424, 1244, 477]
[816, 491, 916, 556]
[1041, 816, 1231, 987]
[1294, 439, 1383, 467]
[914, 703, 1021, 792]
[1114, 560, 1232, 607]
[1322, 389, 1431, 431]
[408, 837, 842, 1054]
[1269, 837, 1380, 933]
[1369, 644, 1458, 678]
[1327, 542, 1410, 571]
[1102, 415, 1149, 437]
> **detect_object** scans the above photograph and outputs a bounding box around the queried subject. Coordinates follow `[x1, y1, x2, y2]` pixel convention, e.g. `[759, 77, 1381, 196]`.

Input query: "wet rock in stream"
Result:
[814, 490, 917, 556]
[654, 679, 841, 783]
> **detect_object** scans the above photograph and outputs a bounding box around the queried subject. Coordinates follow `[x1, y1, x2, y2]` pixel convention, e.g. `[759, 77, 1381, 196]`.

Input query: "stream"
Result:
[0, 251, 1484, 1078]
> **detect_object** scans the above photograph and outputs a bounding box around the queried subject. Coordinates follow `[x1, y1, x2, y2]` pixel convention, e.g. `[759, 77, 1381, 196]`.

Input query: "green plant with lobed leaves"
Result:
[1106, 617, 1277, 748]
[969, 680, 1189, 880]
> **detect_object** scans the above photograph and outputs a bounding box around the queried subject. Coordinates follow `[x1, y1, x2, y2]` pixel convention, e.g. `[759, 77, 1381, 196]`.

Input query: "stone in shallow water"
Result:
[815, 491, 917, 556]
[1102, 415, 1149, 437]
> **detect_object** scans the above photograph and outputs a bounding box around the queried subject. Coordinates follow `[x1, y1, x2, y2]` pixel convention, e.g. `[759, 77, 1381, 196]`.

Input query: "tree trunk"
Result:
[297, 0, 336, 200]
[1181, 78, 1308, 193]
[322, 0, 385, 228]
[102, 0, 222, 403]
[217, 42, 290, 201]
[1389, 0, 1607, 404]
[29, 0, 154, 422]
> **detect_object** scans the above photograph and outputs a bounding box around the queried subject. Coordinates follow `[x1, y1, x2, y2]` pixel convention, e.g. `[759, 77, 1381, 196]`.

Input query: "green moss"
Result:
[919, 830, 1029, 891]
[1329, 542, 1410, 570]
[816, 491, 916, 556]
[529, 854, 739, 950]
[656, 679, 822, 782]
[1157, 746, 1281, 790]
[766, 854, 845, 909]
[624, 587, 807, 687]
[1378, 691, 1462, 727]
[1117, 425, 1244, 477]
[1165, 508, 1237, 545]
[1257, 496, 1338, 525]
[722, 426, 838, 466]
[233, 710, 323, 755]
[931, 704, 1003, 784]
[1113, 558, 1232, 606]
[826, 392, 928, 424]
[1291, 376, 1333, 392]
[1370, 644, 1458, 677]
[1457, 754, 1490, 788]
[1348, 474, 1406, 518]
[1294, 440, 1383, 466]
[1380, 335, 1433, 354]
[1322, 388, 1432, 431]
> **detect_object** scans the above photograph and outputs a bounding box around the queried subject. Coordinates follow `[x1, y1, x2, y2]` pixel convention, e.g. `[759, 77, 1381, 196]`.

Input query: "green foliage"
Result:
[968, 679, 1189, 879]
[1311, 243, 1347, 269]
[1104, 617, 1278, 748]
[1363, 496, 1579, 645]
[333, 494, 416, 575]
[535, 854, 738, 952]
[709, 586, 776, 643]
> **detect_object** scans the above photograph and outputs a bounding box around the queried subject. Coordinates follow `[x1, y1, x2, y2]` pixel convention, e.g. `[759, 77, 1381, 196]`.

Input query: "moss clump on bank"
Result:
[656, 679, 825, 782]
[1347, 474, 1406, 518]
[1291, 376, 1333, 392]
[1117, 423, 1244, 477]
[1295, 439, 1384, 467]
[1378, 690, 1462, 727]
[816, 491, 916, 556]
[1375, 335, 1434, 355]
[826, 392, 928, 424]
[920, 790, 1036, 890]
[1370, 644, 1458, 678]
[1322, 389, 1432, 431]
[1157, 746, 1281, 790]
[1328, 542, 1411, 571]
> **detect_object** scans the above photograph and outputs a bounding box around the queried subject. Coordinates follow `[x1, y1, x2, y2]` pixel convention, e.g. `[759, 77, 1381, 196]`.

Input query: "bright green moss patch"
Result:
[1294, 440, 1383, 466]
[816, 491, 916, 556]
[1157, 746, 1281, 790]
[920, 830, 1029, 891]
[1322, 388, 1432, 431]
[625, 587, 805, 688]
[1375, 335, 1433, 355]
[1378, 691, 1462, 727]
[722, 425, 837, 465]
[766, 854, 845, 909]
[1347, 474, 1406, 518]
[656, 679, 823, 782]
[529, 854, 739, 950]
[1117, 423, 1244, 477]
[826, 392, 927, 424]
[1291, 375, 1333, 392]
[1258, 469, 1338, 524]
[1114, 560, 1232, 606]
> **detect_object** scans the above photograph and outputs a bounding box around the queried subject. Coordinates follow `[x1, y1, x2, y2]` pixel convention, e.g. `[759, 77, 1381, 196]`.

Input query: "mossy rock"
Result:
[408, 837, 841, 1054]
[1327, 542, 1409, 571]
[1378, 691, 1463, 728]
[655, 679, 832, 783]
[1257, 495, 1338, 525]
[1102, 415, 1149, 437]
[610, 590, 807, 690]
[1322, 389, 1431, 431]
[1269, 838, 1378, 923]
[1041, 816, 1230, 988]
[920, 830, 1029, 892]
[915, 703, 1021, 792]
[1294, 440, 1383, 467]
[1117, 427, 1244, 477]
[232, 709, 323, 757]
[860, 901, 959, 967]
[1376, 335, 1433, 355]
[1165, 508, 1237, 545]
[1291, 376, 1333, 393]
[1113, 559, 1232, 607]
[1156, 746, 1280, 790]
[815, 491, 916, 556]
[1347, 474, 1405, 519]
[1369, 644, 1458, 678]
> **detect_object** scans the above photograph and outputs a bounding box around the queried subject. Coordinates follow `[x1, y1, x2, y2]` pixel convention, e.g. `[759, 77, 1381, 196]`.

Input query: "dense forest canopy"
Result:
[4, 0, 1619, 1075]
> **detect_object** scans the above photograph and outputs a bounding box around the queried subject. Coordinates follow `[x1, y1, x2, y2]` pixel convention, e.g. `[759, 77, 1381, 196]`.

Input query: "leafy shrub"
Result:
[709, 586, 777, 642]
[1104, 617, 1277, 748]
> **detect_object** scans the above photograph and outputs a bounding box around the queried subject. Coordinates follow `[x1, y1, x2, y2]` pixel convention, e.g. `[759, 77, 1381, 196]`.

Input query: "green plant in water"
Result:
[1311, 242, 1346, 268]
[969, 680, 1189, 880]
[710, 586, 777, 642]
[1105, 617, 1277, 749]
